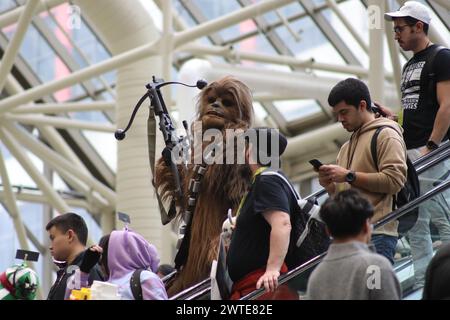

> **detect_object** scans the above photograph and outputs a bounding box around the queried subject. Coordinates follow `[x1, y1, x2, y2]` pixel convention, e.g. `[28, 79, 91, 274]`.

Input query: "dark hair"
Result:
[328, 78, 373, 112]
[157, 264, 175, 276]
[319, 189, 374, 238]
[46, 212, 88, 246]
[423, 243, 450, 300]
[98, 234, 110, 278]
[245, 127, 288, 167]
[404, 16, 429, 35]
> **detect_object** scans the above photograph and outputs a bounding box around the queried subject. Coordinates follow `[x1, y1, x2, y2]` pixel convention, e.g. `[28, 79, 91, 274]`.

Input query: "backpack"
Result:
[130, 269, 143, 300]
[404, 45, 450, 141]
[418, 45, 446, 111]
[370, 126, 420, 237]
[261, 171, 330, 270]
[419, 45, 450, 142]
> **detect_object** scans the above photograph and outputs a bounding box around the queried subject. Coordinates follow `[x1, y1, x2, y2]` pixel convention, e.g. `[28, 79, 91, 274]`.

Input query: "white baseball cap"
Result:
[384, 1, 431, 24]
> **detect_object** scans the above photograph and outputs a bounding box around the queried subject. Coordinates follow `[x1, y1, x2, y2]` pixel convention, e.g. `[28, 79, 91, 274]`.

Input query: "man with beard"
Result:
[382, 1, 450, 289]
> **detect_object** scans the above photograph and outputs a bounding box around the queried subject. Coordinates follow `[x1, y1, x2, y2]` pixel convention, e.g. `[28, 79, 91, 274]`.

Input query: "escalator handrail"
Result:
[412, 139, 450, 167]
[170, 277, 210, 300]
[242, 178, 450, 300]
[415, 148, 450, 174]
[178, 143, 450, 300]
[374, 179, 450, 230]
[162, 270, 177, 285]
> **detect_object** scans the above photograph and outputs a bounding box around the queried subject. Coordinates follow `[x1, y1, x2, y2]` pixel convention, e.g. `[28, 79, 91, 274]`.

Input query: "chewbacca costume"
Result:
[155, 76, 254, 295]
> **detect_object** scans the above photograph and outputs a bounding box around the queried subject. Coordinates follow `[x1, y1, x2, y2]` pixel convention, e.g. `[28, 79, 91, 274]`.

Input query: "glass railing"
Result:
[242, 156, 450, 300]
[173, 141, 450, 300]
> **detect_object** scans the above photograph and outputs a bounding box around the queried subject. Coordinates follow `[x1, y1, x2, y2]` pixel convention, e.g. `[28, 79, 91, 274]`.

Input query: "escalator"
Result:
[172, 141, 450, 300]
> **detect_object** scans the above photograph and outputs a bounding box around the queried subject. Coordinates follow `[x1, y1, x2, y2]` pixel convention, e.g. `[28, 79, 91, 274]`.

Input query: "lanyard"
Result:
[236, 166, 269, 217]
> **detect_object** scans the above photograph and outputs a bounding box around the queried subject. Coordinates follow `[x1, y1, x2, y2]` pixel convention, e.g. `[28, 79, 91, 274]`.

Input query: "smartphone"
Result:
[309, 159, 323, 170]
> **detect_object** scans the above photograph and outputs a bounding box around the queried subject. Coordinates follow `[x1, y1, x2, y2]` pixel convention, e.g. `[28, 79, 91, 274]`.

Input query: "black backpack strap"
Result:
[370, 125, 409, 211]
[420, 45, 446, 107]
[370, 126, 386, 172]
[370, 125, 404, 171]
[130, 269, 143, 300]
[261, 170, 300, 200]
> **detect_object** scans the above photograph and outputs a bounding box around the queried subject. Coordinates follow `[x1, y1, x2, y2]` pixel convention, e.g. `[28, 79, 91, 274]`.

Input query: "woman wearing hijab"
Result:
[99, 230, 167, 300]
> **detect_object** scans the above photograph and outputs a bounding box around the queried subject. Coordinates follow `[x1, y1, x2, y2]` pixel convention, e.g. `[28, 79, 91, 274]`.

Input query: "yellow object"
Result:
[398, 109, 403, 126]
[69, 287, 91, 300]
[236, 166, 269, 217]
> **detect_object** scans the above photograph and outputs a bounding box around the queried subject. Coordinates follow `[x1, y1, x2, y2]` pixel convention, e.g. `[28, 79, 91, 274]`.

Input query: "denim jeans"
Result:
[407, 147, 450, 289]
[371, 234, 398, 265]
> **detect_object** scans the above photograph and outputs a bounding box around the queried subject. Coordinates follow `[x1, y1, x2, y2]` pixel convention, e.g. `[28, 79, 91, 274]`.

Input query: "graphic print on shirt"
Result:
[400, 61, 425, 111]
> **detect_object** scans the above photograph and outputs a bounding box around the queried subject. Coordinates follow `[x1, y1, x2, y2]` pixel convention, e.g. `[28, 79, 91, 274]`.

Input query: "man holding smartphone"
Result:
[380, 1, 450, 289]
[317, 78, 407, 264]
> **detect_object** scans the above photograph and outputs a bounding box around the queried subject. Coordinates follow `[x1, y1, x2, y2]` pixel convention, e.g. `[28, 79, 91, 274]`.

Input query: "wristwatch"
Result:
[345, 170, 356, 184]
[426, 140, 439, 151]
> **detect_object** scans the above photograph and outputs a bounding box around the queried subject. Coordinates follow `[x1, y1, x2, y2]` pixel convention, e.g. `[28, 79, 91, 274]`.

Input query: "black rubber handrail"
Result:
[170, 278, 210, 300]
[413, 140, 450, 167]
[162, 270, 177, 285]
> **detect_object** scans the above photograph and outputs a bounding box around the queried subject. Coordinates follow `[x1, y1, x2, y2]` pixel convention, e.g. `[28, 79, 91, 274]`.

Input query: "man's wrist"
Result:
[345, 170, 356, 184]
[426, 140, 439, 151]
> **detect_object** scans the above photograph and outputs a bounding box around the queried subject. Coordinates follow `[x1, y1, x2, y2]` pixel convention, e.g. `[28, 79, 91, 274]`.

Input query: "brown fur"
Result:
[154, 76, 254, 295]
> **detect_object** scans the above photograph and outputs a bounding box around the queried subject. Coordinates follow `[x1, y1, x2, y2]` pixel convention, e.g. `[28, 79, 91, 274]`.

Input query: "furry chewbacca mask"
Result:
[155, 76, 254, 207]
[198, 76, 253, 130]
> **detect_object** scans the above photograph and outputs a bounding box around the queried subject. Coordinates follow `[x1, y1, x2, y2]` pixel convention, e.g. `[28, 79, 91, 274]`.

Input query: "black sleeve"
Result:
[253, 175, 291, 216]
[435, 48, 450, 82]
[79, 249, 101, 273]
[88, 264, 106, 284]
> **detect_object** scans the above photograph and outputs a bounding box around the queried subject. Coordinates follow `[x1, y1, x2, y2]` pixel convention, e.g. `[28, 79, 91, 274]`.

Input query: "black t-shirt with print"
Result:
[226, 171, 297, 282]
[401, 44, 450, 149]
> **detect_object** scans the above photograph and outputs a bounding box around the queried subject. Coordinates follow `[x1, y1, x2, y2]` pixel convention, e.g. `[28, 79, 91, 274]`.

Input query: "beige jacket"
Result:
[335, 118, 407, 237]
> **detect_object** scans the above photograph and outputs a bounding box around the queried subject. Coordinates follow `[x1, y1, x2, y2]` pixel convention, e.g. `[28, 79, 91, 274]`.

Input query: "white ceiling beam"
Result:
[0, 148, 36, 276]
[0, 190, 91, 211]
[0, 0, 65, 29]
[4, 122, 117, 206]
[0, 127, 71, 213]
[178, 43, 395, 80]
[0, 0, 40, 92]
[326, 0, 369, 52]
[5, 114, 116, 133]
[0, 38, 161, 114]
[201, 63, 399, 105]
[12, 101, 115, 114]
[173, 0, 296, 47]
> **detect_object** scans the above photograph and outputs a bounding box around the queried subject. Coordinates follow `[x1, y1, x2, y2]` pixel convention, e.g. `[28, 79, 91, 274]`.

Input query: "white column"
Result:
[368, 0, 385, 103]
[42, 162, 54, 298]
[385, 12, 402, 108]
